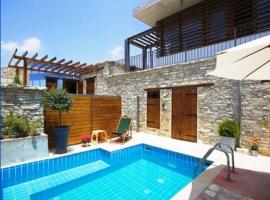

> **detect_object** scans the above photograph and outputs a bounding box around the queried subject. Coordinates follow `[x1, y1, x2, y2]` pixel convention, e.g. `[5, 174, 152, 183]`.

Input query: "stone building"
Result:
[93, 0, 270, 155]
[92, 59, 270, 156]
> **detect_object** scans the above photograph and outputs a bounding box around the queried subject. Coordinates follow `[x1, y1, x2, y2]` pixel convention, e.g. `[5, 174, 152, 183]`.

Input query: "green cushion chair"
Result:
[110, 117, 132, 144]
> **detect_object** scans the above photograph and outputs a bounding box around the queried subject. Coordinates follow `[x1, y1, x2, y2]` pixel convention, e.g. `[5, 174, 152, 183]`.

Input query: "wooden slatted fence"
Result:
[44, 95, 121, 148]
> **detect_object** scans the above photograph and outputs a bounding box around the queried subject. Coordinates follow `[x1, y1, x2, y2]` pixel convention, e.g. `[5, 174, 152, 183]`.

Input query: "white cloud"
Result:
[109, 45, 124, 60]
[1, 37, 42, 53]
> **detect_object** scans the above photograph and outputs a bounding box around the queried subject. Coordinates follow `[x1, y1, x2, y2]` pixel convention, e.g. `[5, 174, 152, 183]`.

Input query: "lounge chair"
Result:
[110, 117, 132, 144]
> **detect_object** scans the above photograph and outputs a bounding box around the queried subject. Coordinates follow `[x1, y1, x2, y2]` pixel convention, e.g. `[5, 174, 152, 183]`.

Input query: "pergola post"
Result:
[142, 47, 147, 69]
[23, 58, 28, 86]
[125, 39, 130, 72]
[150, 47, 153, 68]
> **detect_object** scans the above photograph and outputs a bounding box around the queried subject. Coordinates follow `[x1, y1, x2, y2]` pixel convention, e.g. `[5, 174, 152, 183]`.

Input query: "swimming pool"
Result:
[1, 144, 212, 200]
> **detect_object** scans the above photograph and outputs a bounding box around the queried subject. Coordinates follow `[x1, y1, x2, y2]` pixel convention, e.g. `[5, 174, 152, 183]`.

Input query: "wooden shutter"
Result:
[234, 0, 255, 37]
[181, 4, 203, 50]
[256, 0, 270, 32]
[147, 90, 160, 129]
[78, 81, 83, 94]
[45, 77, 57, 90]
[86, 78, 95, 94]
[205, 0, 227, 44]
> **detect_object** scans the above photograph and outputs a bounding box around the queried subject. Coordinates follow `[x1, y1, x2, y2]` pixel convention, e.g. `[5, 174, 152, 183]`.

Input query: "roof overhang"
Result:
[134, 0, 202, 27]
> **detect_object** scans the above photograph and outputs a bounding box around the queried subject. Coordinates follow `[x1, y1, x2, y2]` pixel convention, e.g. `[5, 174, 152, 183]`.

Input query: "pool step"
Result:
[3, 160, 110, 200]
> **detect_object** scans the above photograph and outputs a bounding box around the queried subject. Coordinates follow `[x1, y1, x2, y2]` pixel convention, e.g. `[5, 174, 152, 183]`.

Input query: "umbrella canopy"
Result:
[207, 35, 270, 80]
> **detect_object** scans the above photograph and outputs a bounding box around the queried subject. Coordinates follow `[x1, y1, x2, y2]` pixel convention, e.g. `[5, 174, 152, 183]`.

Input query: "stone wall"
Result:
[94, 59, 270, 155]
[241, 82, 270, 155]
[1, 85, 46, 135]
[95, 59, 238, 139]
[1, 67, 23, 85]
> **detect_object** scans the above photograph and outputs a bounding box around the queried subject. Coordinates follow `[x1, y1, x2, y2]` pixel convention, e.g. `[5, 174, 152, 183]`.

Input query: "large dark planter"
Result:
[54, 126, 70, 154]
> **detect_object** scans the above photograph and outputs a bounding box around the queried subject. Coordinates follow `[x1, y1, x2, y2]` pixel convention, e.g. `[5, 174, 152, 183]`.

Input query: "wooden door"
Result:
[86, 78, 95, 94]
[172, 86, 197, 142]
[78, 81, 83, 94]
[63, 79, 77, 94]
[147, 90, 160, 129]
[46, 77, 57, 90]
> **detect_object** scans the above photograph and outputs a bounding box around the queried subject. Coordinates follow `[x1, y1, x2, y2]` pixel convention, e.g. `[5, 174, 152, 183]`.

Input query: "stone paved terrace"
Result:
[44, 132, 270, 200]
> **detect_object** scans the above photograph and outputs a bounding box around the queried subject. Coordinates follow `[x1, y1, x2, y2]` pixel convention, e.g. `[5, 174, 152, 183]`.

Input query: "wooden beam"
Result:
[14, 51, 28, 67]
[56, 58, 65, 64]
[29, 55, 48, 68]
[8, 49, 17, 67]
[69, 61, 80, 68]
[63, 60, 73, 65]
[37, 57, 57, 70]
[9, 65, 80, 78]
[9, 51, 94, 77]
[57, 62, 80, 73]
[61, 63, 87, 74]
[27, 53, 38, 66]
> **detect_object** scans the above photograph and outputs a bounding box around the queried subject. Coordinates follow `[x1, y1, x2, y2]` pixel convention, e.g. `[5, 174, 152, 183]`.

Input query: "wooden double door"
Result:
[172, 86, 197, 142]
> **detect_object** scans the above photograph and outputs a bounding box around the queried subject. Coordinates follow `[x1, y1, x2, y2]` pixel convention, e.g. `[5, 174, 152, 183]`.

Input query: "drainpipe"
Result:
[237, 80, 242, 147]
[136, 96, 140, 132]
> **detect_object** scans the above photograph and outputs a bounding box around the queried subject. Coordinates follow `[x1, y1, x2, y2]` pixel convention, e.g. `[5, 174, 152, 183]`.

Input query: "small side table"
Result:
[91, 130, 108, 145]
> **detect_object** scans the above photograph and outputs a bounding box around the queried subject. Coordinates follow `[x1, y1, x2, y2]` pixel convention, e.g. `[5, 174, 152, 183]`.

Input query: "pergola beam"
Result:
[8, 49, 18, 67]
[63, 63, 87, 73]
[9, 64, 81, 78]
[8, 51, 99, 77]
[14, 51, 28, 67]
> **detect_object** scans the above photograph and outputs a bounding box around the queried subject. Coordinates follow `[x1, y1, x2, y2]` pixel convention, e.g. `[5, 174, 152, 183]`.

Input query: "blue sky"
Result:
[1, 0, 149, 67]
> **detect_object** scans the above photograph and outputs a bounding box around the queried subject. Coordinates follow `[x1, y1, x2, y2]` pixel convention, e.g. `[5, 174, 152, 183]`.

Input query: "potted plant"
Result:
[43, 88, 73, 154]
[81, 135, 91, 147]
[218, 119, 240, 152]
[249, 137, 260, 156]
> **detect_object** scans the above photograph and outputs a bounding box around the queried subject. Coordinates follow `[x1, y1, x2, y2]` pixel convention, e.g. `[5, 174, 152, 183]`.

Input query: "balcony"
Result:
[117, 30, 270, 72]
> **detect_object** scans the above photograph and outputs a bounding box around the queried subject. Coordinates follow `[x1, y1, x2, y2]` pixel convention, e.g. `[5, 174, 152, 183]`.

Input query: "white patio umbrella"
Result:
[207, 35, 270, 80]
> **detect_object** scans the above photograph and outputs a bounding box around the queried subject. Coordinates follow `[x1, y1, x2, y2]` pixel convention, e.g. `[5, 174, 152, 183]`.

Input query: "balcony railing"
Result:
[116, 30, 270, 71]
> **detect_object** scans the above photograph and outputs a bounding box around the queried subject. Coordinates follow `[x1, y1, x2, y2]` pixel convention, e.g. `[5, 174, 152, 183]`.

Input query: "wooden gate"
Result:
[44, 95, 121, 148]
[172, 86, 197, 142]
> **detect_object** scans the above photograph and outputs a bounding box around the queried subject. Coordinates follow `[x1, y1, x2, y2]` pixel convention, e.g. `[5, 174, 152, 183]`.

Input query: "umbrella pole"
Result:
[237, 80, 242, 147]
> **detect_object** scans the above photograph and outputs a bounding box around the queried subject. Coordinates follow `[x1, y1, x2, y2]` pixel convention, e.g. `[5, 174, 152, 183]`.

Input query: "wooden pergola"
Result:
[8, 49, 100, 86]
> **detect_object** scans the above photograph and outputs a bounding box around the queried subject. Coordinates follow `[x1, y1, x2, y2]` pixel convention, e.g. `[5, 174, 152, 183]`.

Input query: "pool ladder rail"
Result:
[194, 143, 235, 181]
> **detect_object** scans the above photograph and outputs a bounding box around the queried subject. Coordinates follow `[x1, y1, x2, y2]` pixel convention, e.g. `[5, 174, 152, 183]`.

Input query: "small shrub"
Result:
[13, 73, 22, 85]
[250, 136, 260, 151]
[218, 119, 240, 138]
[3, 114, 30, 138]
[29, 118, 42, 136]
[250, 143, 259, 151]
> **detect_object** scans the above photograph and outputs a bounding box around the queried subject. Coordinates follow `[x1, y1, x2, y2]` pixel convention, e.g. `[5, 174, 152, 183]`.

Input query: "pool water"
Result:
[1, 144, 211, 200]
[51, 159, 191, 200]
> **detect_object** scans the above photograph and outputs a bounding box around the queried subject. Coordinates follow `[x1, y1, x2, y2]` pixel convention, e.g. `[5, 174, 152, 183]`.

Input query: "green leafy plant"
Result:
[218, 119, 240, 138]
[3, 114, 30, 138]
[29, 118, 42, 136]
[13, 73, 22, 85]
[42, 88, 73, 127]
